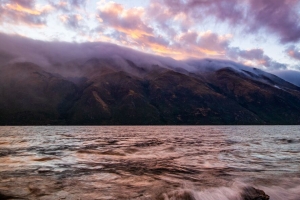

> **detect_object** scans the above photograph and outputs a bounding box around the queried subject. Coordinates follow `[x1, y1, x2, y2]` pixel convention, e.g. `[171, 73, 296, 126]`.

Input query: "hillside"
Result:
[1, 57, 300, 125]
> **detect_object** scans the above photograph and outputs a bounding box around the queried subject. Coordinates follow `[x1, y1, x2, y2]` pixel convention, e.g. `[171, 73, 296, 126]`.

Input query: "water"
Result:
[0, 126, 299, 200]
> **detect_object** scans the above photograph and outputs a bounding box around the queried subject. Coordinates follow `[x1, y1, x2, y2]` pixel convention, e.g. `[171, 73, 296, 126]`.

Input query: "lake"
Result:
[0, 126, 299, 199]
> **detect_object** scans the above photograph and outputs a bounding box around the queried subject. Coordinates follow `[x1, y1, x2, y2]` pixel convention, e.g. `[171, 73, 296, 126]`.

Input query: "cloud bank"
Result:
[0, 32, 299, 87]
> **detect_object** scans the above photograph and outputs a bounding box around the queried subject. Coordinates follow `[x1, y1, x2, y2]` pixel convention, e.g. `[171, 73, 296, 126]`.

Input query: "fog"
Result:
[0, 33, 193, 72]
[0, 33, 299, 87]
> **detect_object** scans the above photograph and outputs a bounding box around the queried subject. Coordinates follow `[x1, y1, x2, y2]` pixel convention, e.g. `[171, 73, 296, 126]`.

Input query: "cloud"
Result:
[197, 32, 230, 55]
[170, 31, 230, 58]
[49, 0, 87, 12]
[227, 48, 286, 70]
[286, 45, 300, 61]
[70, 0, 86, 8]
[162, 0, 245, 25]
[238, 49, 265, 61]
[2, 0, 35, 9]
[97, 1, 153, 39]
[0, 0, 291, 71]
[146, 1, 191, 37]
[96, 3, 234, 60]
[0, 32, 294, 85]
[45, 0, 90, 32]
[85, 1, 289, 70]
[60, 14, 82, 30]
[152, 0, 300, 43]
[0, 0, 52, 27]
[95, 1, 181, 57]
[0, 32, 193, 72]
[94, 2, 286, 68]
[248, 0, 300, 43]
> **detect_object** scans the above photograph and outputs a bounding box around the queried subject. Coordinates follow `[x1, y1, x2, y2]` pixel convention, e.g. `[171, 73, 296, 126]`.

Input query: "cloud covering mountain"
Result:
[1, 33, 300, 125]
[1, 33, 299, 86]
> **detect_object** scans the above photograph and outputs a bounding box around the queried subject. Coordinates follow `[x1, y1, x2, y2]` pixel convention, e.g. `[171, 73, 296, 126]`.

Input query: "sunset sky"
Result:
[1, 0, 300, 71]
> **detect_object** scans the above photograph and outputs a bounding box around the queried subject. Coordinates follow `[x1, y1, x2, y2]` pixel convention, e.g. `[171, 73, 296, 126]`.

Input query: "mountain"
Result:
[271, 70, 300, 87]
[0, 34, 300, 125]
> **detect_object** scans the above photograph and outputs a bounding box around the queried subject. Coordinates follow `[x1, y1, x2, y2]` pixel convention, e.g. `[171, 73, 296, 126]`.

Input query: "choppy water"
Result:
[0, 126, 299, 200]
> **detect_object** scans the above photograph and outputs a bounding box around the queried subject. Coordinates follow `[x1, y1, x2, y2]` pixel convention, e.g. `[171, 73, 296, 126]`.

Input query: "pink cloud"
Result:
[286, 46, 300, 61]
[0, 0, 52, 27]
[197, 32, 230, 53]
[173, 31, 231, 58]
[97, 2, 153, 39]
[94, 2, 176, 56]
[96, 4, 282, 65]
[3, 0, 35, 9]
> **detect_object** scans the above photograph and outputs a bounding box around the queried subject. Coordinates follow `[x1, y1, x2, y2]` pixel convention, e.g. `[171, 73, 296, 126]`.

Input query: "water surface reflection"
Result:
[0, 126, 299, 199]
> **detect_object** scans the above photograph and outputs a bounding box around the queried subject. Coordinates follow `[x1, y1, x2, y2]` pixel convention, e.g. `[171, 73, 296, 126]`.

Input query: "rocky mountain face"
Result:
[1, 55, 300, 125]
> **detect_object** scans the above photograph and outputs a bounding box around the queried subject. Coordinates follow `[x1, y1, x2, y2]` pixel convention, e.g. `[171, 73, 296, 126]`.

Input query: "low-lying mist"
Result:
[1, 32, 299, 86]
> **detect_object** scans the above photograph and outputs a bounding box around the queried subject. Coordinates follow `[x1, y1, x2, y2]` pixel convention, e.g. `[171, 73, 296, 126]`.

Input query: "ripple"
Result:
[0, 126, 299, 199]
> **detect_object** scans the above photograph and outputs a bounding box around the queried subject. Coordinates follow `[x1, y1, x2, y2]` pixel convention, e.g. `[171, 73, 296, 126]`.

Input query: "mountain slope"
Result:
[1, 58, 300, 125]
[207, 68, 300, 124]
[1, 34, 300, 125]
[0, 62, 79, 125]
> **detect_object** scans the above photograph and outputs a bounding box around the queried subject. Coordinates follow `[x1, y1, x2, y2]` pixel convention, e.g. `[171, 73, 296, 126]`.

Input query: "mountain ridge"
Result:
[1, 34, 300, 125]
[1, 59, 300, 125]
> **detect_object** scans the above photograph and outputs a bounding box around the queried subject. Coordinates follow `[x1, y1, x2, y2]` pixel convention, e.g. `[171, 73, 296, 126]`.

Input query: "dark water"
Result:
[0, 126, 299, 200]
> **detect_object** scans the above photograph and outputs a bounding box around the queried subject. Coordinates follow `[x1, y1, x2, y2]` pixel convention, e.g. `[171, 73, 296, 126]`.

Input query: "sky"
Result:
[1, 0, 300, 72]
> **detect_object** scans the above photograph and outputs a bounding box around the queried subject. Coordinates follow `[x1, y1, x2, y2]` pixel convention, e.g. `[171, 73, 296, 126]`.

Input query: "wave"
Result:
[157, 180, 300, 200]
